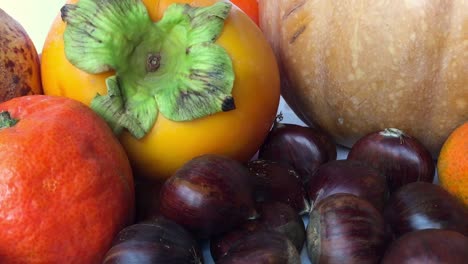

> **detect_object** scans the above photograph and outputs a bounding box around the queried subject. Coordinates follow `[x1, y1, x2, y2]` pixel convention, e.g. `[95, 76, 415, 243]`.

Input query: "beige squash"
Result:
[259, 0, 467, 156]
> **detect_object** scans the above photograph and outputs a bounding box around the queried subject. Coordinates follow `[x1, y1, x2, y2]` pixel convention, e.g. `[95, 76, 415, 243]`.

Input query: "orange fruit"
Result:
[438, 122, 468, 206]
[0, 95, 134, 263]
[230, 0, 259, 25]
[41, 0, 279, 180]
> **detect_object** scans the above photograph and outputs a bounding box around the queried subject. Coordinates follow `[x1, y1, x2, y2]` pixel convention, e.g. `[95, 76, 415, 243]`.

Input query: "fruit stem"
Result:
[0, 111, 18, 129]
[380, 128, 407, 144]
[61, 0, 235, 139]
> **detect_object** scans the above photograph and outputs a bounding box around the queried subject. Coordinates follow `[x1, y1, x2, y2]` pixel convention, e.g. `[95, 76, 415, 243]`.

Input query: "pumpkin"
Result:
[259, 0, 468, 156]
[0, 95, 134, 263]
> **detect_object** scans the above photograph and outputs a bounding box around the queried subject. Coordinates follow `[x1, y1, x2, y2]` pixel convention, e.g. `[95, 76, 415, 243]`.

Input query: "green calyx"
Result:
[0, 111, 18, 129]
[61, 0, 235, 138]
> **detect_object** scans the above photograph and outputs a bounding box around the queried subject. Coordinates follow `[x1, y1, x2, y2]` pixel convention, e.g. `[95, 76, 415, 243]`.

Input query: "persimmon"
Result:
[41, 0, 280, 180]
[438, 122, 468, 206]
[0, 95, 134, 263]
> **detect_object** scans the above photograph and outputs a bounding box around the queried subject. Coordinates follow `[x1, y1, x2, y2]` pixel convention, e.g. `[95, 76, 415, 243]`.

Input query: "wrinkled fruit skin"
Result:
[0, 9, 42, 102]
[41, 0, 280, 180]
[0, 95, 134, 263]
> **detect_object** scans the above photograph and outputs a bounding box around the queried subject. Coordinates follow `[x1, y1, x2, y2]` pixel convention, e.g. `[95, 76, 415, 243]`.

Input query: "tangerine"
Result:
[438, 122, 468, 206]
[0, 95, 134, 263]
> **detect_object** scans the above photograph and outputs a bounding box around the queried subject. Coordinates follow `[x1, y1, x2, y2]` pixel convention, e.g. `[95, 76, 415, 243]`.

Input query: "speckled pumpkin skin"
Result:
[0, 8, 42, 103]
[259, 0, 467, 156]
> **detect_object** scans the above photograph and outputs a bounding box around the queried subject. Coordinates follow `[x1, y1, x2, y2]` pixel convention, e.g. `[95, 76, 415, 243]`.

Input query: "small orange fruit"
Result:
[0, 95, 134, 263]
[438, 122, 468, 206]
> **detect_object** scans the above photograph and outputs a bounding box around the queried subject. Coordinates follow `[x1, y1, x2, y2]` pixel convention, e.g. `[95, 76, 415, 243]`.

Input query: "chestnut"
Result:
[307, 159, 388, 211]
[384, 182, 468, 238]
[347, 128, 435, 193]
[258, 122, 336, 183]
[210, 201, 305, 261]
[246, 159, 310, 214]
[102, 216, 202, 264]
[216, 230, 301, 264]
[307, 193, 387, 264]
[381, 229, 468, 264]
[158, 154, 257, 238]
[134, 175, 164, 222]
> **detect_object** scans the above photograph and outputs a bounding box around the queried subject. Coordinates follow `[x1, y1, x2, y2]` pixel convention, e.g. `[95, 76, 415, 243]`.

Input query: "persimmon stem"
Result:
[61, 0, 235, 139]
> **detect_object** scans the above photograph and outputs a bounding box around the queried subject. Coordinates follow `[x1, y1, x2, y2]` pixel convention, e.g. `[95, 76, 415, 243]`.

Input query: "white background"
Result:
[1, 1, 61, 52]
[0, 0, 346, 263]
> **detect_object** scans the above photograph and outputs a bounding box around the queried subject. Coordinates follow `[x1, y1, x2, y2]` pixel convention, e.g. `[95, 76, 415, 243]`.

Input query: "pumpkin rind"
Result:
[259, 0, 468, 155]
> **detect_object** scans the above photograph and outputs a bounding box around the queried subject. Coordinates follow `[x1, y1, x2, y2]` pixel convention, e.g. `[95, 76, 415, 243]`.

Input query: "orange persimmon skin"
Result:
[41, 0, 280, 180]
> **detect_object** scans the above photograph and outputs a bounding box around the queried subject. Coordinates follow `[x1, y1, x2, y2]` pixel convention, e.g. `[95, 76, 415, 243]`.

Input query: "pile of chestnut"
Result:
[103, 121, 468, 264]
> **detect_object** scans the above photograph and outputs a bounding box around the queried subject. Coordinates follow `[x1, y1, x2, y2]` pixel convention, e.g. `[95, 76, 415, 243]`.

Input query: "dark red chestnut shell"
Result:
[307, 193, 387, 264]
[246, 159, 310, 214]
[347, 128, 435, 193]
[217, 230, 301, 264]
[210, 201, 305, 261]
[103, 217, 202, 264]
[307, 159, 388, 211]
[258, 122, 336, 183]
[159, 154, 257, 238]
[134, 176, 164, 222]
[381, 229, 468, 264]
[384, 182, 468, 239]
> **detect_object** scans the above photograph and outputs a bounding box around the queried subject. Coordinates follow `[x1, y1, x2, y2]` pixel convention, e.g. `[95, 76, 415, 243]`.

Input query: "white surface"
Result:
[0, 1, 348, 263]
[0, 0, 61, 53]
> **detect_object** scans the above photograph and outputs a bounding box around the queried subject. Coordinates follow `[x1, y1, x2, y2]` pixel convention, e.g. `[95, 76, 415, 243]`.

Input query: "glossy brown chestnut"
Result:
[210, 201, 305, 261]
[384, 182, 468, 239]
[217, 230, 301, 264]
[158, 154, 257, 238]
[246, 159, 310, 214]
[381, 229, 468, 264]
[347, 128, 435, 193]
[307, 193, 387, 264]
[307, 159, 388, 211]
[258, 122, 336, 183]
[102, 217, 202, 264]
